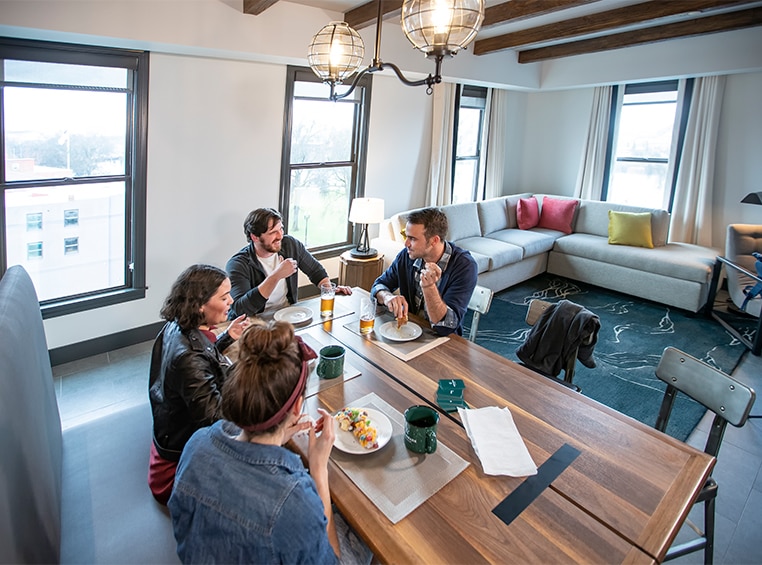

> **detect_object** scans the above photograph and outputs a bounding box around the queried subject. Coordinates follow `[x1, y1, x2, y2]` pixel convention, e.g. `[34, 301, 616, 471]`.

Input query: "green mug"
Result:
[316, 345, 345, 379]
[404, 405, 439, 454]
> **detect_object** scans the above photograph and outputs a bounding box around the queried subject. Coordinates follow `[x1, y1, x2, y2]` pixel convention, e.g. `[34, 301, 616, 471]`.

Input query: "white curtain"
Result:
[574, 85, 615, 200]
[669, 75, 726, 245]
[483, 88, 507, 200]
[426, 82, 457, 207]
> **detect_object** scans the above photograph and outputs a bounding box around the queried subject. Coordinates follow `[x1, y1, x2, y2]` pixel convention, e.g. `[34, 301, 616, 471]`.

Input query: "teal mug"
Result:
[404, 405, 439, 454]
[316, 345, 345, 379]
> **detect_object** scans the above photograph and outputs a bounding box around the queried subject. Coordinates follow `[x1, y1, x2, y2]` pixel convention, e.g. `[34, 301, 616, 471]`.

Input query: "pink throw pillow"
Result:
[537, 196, 578, 234]
[517, 197, 540, 230]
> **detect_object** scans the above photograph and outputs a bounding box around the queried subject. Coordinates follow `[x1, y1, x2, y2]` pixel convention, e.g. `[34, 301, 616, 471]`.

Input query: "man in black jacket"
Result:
[226, 208, 351, 318]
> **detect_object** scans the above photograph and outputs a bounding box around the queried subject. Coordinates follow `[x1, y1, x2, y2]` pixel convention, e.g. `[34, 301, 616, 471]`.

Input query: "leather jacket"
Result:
[148, 321, 235, 461]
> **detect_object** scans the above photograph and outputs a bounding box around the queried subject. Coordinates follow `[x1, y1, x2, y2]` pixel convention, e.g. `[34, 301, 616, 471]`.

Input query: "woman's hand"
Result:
[308, 408, 336, 471]
[227, 314, 250, 340]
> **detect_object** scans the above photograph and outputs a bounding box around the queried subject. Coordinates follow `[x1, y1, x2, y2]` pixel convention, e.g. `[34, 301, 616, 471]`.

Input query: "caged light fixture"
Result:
[308, 0, 484, 101]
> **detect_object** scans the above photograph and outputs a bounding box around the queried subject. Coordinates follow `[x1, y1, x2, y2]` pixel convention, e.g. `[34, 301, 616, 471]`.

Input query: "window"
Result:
[26, 241, 42, 259]
[452, 85, 488, 204]
[603, 80, 692, 209]
[1, 38, 148, 317]
[26, 212, 42, 230]
[64, 236, 79, 255]
[280, 67, 372, 256]
[64, 209, 79, 227]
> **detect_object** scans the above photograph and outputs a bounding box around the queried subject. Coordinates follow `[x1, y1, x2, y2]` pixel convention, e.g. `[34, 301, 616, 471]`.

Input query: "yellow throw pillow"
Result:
[608, 211, 654, 248]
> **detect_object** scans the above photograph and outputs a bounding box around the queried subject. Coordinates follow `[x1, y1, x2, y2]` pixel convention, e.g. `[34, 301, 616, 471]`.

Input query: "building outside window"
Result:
[64, 236, 79, 254]
[603, 80, 692, 210]
[452, 85, 488, 204]
[0, 38, 148, 317]
[26, 211, 42, 231]
[280, 67, 372, 256]
[64, 209, 79, 227]
[27, 241, 42, 259]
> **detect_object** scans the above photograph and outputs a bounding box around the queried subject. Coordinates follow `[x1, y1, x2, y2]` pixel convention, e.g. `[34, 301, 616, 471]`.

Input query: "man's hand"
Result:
[274, 257, 298, 279]
[335, 285, 353, 295]
[382, 293, 408, 320]
[420, 262, 442, 288]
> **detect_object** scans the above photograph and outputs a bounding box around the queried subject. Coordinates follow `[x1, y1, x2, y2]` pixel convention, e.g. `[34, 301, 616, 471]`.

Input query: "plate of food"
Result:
[377, 320, 422, 342]
[273, 306, 313, 326]
[333, 407, 393, 454]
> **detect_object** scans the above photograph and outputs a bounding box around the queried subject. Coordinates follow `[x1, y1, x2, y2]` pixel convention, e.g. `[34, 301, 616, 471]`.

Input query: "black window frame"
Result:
[452, 84, 488, 203]
[601, 79, 694, 211]
[279, 66, 372, 260]
[0, 37, 149, 319]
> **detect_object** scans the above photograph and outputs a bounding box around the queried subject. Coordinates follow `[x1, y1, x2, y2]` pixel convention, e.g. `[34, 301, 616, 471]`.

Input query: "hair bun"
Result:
[236, 320, 296, 363]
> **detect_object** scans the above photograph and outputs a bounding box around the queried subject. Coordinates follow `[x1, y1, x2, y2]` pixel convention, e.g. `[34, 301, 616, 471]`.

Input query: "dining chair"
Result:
[466, 285, 493, 342]
[655, 346, 756, 565]
[518, 299, 597, 391]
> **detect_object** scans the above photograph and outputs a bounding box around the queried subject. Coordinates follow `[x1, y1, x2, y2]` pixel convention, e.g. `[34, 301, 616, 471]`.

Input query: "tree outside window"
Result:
[280, 67, 372, 256]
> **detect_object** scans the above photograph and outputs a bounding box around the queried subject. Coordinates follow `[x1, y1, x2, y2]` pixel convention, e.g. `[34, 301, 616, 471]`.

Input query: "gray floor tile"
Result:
[712, 442, 762, 523]
[722, 488, 762, 565]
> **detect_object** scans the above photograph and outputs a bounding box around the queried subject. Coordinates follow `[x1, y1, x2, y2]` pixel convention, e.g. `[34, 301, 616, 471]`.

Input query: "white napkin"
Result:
[458, 406, 537, 477]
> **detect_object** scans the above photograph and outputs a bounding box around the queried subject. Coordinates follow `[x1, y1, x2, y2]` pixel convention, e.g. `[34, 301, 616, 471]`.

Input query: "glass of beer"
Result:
[359, 296, 376, 335]
[320, 282, 336, 318]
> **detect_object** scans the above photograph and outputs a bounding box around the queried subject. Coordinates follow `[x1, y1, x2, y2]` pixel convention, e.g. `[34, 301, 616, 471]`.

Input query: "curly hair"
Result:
[221, 320, 303, 435]
[243, 208, 282, 242]
[406, 207, 449, 241]
[160, 264, 228, 331]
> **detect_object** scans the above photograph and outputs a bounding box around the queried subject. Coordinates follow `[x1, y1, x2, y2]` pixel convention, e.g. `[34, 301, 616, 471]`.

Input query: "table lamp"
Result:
[348, 197, 385, 258]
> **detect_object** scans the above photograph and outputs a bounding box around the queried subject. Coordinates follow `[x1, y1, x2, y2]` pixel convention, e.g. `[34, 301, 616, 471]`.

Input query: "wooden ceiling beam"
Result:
[475, 0, 755, 54]
[517, 6, 762, 63]
[484, 0, 601, 27]
[243, 0, 279, 16]
[345, 1, 403, 30]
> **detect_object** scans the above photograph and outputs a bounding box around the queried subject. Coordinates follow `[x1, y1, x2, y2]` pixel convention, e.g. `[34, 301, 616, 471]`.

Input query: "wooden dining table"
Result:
[278, 289, 714, 564]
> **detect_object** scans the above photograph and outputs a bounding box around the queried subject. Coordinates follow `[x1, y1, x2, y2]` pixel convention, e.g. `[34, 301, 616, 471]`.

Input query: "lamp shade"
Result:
[401, 0, 484, 59]
[349, 198, 385, 225]
[308, 21, 365, 83]
[741, 192, 762, 205]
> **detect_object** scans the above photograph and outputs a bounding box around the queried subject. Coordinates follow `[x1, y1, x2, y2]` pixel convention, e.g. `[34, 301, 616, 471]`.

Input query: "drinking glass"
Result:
[320, 282, 336, 318]
[359, 296, 376, 335]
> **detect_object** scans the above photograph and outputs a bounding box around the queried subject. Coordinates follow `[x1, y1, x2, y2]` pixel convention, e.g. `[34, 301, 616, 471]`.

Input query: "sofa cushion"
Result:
[608, 211, 654, 249]
[442, 202, 481, 241]
[538, 197, 578, 234]
[478, 194, 532, 235]
[554, 234, 717, 283]
[455, 236, 523, 271]
[486, 229, 559, 258]
[575, 200, 670, 247]
[517, 197, 540, 230]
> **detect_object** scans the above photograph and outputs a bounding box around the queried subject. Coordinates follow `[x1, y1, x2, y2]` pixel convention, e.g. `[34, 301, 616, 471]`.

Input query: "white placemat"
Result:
[343, 314, 449, 361]
[330, 393, 469, 524]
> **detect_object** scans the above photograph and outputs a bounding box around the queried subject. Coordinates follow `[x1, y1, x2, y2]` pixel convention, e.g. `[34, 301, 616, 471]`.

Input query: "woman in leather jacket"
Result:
[148, 264, 249, 505]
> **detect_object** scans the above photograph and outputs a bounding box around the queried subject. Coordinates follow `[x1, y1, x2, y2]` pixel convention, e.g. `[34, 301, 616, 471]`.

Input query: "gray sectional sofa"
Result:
[371, 194, 719, 313]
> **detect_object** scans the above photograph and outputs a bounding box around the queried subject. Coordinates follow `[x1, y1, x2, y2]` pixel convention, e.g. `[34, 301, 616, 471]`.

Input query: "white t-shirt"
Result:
[257, 253, 289, 312]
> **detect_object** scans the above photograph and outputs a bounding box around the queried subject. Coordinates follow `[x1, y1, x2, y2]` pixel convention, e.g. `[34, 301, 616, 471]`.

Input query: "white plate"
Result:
[333, 408, 393, 455]
[273, 306, 313, 326]
[378, 321, 423, 342]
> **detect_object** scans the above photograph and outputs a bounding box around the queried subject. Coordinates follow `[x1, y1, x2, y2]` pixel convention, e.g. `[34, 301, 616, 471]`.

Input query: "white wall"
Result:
[713, 71, 762, 245]
[516, 88, 594, 196]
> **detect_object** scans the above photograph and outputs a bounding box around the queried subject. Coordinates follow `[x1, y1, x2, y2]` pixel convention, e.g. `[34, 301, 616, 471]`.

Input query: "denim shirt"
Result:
[169, 421, 338, 565]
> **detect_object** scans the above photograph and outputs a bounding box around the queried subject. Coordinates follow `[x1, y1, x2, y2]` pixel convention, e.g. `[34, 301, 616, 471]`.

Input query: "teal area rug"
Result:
[464, 274, 748, 441]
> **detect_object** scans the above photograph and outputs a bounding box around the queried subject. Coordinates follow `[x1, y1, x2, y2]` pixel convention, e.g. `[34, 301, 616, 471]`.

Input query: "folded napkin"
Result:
[458, 406, 537, 477]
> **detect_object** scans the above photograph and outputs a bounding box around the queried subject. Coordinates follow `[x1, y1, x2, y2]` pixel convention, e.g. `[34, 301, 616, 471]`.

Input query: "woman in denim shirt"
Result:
[169, 321, 340, 564]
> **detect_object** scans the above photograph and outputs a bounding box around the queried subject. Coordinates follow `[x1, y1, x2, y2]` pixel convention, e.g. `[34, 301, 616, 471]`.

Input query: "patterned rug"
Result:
[464, 274, 750, 441]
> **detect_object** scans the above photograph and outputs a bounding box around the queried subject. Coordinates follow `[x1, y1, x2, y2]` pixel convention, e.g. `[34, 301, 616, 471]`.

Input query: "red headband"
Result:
[244, 336, 317, 433]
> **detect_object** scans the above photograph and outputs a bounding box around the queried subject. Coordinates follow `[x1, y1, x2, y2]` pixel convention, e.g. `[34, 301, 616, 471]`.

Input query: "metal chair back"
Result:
[467, 285, 493, 342]
[655, 346, 755, 456]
